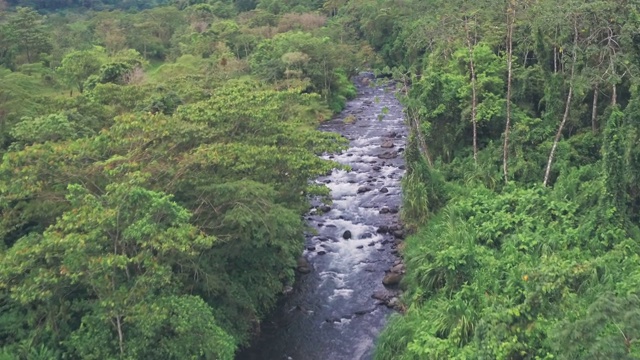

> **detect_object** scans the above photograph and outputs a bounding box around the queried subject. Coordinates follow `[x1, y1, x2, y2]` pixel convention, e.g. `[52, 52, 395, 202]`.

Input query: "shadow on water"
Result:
[238, 74, 407, 360]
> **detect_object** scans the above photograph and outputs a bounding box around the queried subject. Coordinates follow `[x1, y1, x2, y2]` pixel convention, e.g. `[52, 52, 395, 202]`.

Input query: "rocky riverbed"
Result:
[238, 74, 407, 360]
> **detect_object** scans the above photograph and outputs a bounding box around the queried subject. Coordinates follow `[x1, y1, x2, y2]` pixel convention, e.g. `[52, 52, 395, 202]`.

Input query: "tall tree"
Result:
[543, 14, 578, 187]
[57, 48, 105, 94]
[503, 0, 515, 183]
[7, 7, 51, 63]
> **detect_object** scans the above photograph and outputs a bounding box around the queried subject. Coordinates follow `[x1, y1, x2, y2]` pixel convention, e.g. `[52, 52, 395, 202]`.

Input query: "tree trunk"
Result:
[543, 18, 578, 187]
[465, 19, 478, 164]
[409, 110, 433, 167]
[116, 315, 125, 357]
[503, 2, 515, 183]
[592, 83, 599, 133]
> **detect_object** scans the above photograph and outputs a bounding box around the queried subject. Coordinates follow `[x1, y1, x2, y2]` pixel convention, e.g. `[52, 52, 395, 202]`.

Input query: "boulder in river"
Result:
[390, 263, 405, 274]
[319, 205, 332, 213]
[379, 207, 390, 214]
[379, 187, 389, 193]
[381, 140, 394, 148]
[297, 256, 311, 274]
[377, 225, 389, 234]
[387, 297, 400, 309]
[378, 151, 398, 160]
[342, 230, 352, 240]
[357, 186, 372, 194]
[383, 272, 403, 286]
[372, 289, 394, 302]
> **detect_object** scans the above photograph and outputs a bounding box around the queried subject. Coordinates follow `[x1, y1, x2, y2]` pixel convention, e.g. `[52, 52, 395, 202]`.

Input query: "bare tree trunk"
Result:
[543, 18, 578, 187]
[503, 2, 515, 183]
[465, 19, 478, 164]
[612, 83, 617, 106]
[409, 110, 433, 167]
[116, 315, 125, 357]
[592, 83, 599, 133]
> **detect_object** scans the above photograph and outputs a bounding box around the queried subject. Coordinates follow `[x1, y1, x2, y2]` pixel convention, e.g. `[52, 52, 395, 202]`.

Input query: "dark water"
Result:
[239, 74, 407, 360]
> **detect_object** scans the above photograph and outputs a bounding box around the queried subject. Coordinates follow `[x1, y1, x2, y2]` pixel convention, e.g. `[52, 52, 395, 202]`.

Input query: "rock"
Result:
[389, 207, 399, 214]
[399, 165, 406, 170]
[317, 250, 327, 255]
[357, 186, 372, 194]
[356, 245, 364, 249]
[368, 241, 375, 247]
[381, 140, 395, 148]
[325, 224, 337, 228]
[379, 187, 389, 193]
[387, 131, 397, 138]
[359, 232, 373, 239]
[307, 246, 316, 251]
[355, 308, 375, 316]
[383, 272, 403, 286]
[379, 207, 390, 214]
[393, 230, 405, 239]
[387, 297, 400, 308]
[391, 263, 405, 274]
[377, 225, 389, 234]
[372, 290, 393, 302]
[342, 230, 352, 240]
[397, 147, 405, 152]
[372, 166, 382, 171]
[378, 151, 398, 160]
[324, 179, 332, 183]
[319, 205, 332, 213]
[283, 285, 293, 295]
[297, 257, 311, 274]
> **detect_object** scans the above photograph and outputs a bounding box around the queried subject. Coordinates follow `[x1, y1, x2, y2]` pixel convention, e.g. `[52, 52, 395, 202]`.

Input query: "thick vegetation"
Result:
[328, 0, 640, 358]
[3, 0, 640, 358]
[0, 0, 369, 358]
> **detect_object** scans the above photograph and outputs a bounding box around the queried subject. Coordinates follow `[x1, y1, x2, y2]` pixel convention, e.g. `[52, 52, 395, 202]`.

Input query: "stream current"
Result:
[239, 74, 407, 360]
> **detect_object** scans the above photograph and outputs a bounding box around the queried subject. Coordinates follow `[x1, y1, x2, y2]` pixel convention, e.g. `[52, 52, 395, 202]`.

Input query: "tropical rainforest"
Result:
[0, 0, 640, 358]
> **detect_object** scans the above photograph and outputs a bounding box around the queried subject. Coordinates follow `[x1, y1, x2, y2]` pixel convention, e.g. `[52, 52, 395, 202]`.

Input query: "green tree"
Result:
[7, 7, 52, 64]
[57, 47, 106, 94]
[0, 179, 235, 359]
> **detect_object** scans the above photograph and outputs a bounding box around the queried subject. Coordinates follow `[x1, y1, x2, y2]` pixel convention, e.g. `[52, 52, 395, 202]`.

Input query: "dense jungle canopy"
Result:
[1, 0, 640, 359]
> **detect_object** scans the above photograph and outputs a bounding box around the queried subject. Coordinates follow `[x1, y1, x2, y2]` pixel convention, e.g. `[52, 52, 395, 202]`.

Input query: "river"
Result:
[238, 73, 407, 360]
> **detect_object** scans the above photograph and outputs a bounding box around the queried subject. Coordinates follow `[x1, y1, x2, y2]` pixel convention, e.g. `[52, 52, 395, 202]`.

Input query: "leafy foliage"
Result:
[0, 1, 356, 357]
[344, 0, 640, 358]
